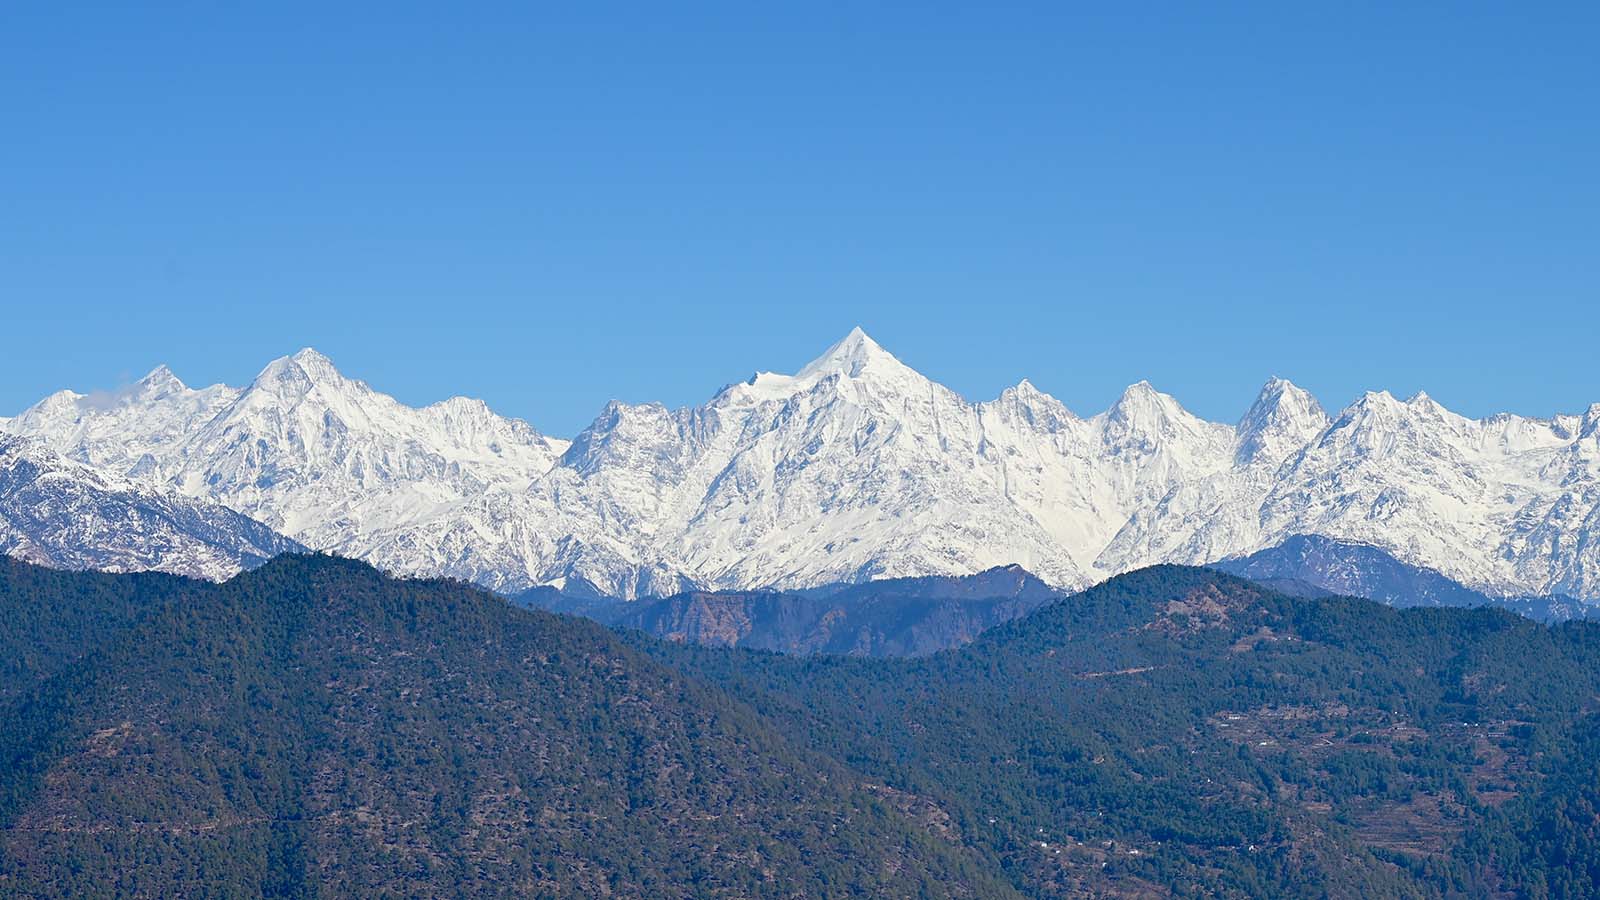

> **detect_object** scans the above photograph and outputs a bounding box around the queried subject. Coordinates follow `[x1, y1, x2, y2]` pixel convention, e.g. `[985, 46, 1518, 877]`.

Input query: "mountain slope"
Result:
[9, 556, 1600, 896]
[7, 331, 1599, 601]
[1213, 534, 1598, 621]
[372, 331, 1314, 596]
[3, 366, 240, 477]
[0, 555, 1012, 898]
[4, 351, 572, 590]
[595, 564, 1064, 656]
[0, 436, 302, 580]
[159, 349, 572, 563]
[639, 566, 1600, 897]
[1256, 393, 1600, 599]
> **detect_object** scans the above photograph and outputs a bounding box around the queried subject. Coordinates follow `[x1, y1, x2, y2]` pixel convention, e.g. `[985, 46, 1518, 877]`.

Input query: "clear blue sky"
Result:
[4, 3, 1596, 436]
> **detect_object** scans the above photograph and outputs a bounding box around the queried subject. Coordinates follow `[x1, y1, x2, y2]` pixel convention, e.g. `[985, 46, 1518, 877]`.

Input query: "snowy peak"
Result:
[1236, 377, 1328, 466]
[796, 327, 908, 381]
[560, 398, 685, 476]
[1322, 391, 1406, 439]
[248, 347, 352, 397]
[133, 364, 186, 397]
[217, 349, 389, 446]
[1401, 390, 1467, 426]
[987, 378, 1077, 431]
[188, 349, 566, 500]
[3, 366, 240, 478]
[1003, 378, 1068, 410]
[7, 334, 1600, 603]
[1108, 381, 1181, 421]
[708, 328, 935, 409]
[1242, 377, 1323, 423]
[1100, 381, 1218, 445]
[1321, 388, 1484, 449]
[285, 346, 339, 375]
[5, 350, 569, 565]
[714, 327, 950, 415]
[1351, 389, 1404, 415]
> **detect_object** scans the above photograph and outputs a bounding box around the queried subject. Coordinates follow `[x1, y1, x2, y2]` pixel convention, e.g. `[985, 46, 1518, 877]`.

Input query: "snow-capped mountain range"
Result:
[0, 434, 304, 579]
[4, 328, 1598, 600]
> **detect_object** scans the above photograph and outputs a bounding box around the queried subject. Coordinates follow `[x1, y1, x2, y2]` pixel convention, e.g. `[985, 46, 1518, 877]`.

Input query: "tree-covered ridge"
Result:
[7, 556, 1600, 897]
[0, 557, 193, 704]
[519, 563, 1064, 658]
[600, 566, 1058, 657]
[637, 566, 1600, 898]
[0, 555, 1011, 899]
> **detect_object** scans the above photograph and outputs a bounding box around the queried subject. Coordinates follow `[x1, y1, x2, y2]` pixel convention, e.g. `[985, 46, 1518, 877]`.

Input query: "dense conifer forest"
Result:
[3, 555, 1599, 897]
[0, 556, 1009, 898]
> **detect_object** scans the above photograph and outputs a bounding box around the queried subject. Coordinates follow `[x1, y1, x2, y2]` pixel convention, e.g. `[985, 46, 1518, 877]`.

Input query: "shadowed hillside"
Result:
[7, 556, 1600, 897]
[0, 555, 1012, 899]
[523, 564, 1064, 657]
[637, 566, 1600, 897]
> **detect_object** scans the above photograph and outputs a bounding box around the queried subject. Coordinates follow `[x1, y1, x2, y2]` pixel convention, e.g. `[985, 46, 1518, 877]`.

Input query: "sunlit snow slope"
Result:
[7, 330, 1599, 600]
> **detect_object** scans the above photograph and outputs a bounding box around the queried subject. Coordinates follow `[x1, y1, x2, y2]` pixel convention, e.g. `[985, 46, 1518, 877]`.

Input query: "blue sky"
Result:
[3, 3, 1595, 436]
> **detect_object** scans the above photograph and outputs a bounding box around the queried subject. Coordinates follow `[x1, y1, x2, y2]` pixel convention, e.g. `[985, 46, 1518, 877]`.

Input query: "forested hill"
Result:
[586, 564, 1064, 657]
[636, 566, 1600, 898]
[0, 554, 1011, 899]
[7, 556, 1600, 898]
